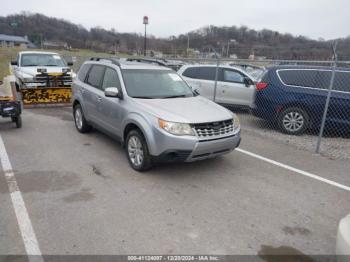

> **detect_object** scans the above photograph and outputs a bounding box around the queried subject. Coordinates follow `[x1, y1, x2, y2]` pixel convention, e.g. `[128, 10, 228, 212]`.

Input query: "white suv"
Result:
[178, 65, 256, 108]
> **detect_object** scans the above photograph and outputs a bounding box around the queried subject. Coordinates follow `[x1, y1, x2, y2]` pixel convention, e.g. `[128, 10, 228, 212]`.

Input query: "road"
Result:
[0, 107, 349, 258]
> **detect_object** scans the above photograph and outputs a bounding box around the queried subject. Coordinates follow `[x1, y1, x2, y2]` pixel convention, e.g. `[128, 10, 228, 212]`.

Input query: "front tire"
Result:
[126, 129, 152, 172]
[73, 104, 91, 133]
[278, 107, 309, 135]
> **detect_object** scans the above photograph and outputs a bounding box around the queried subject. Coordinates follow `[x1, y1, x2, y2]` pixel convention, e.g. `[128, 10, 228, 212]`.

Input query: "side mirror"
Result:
[193, 88, 200, 96]
[243, 77, 254, 87]
[67, 62, 74, 66]
[11, 61, 18, 66]
[190, 85, 200, 95]
[105, 87, 122, 98]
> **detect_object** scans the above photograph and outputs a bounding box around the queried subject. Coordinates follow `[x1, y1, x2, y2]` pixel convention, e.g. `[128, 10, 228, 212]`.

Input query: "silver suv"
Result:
[72, 58, 241, 171]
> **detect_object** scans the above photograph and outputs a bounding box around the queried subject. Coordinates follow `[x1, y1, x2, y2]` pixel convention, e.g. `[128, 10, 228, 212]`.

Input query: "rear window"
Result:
[259, 70, 269, 83]
[182, 67, 198, 78]
[86, 65, 105, 88]
[78, 64, 91, 82]
[278, 70, 318, 88]
[182, 67, 217, 81]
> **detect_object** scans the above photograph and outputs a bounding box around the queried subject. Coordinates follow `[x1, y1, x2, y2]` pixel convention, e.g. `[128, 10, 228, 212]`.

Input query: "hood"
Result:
[133, 96, 233, 123]
[16, 66, 73, 78]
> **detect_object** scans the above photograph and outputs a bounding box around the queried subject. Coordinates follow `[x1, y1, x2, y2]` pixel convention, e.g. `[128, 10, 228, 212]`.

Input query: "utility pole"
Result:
[40, 34, 43, 49]
[187, 34, 190, 57]
[143, 16, 149, 56]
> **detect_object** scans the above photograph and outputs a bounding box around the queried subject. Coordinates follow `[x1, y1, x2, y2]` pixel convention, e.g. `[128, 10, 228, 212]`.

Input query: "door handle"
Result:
[97, 96, 102, 102]
[80, 88, 85, 94]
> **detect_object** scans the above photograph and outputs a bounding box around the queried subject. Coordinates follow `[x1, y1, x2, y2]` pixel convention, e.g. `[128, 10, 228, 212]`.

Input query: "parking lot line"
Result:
[0, 136, 43, 262]
[236, 148, 350, 192]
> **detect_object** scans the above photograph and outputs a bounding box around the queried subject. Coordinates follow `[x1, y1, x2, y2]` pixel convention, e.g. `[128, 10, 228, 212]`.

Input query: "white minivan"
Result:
[178, 65, 256, 108]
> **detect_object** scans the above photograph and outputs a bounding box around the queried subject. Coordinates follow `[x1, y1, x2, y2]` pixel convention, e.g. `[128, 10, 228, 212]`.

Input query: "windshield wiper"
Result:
[162, 95, 188, 99]
[132, 96, 155, 99]
[45, 65, 59, 66]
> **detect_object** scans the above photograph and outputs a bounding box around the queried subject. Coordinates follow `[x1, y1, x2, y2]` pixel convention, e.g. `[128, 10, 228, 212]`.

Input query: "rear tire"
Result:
[278, 107, 309, 135]
[73, 104, 91, 133]
[126, 129, 152, 172]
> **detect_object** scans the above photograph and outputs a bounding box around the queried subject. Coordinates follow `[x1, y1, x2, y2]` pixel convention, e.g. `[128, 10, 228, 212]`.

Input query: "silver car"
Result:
[72, 58, 241, 171]
[178, 64, 256, 108]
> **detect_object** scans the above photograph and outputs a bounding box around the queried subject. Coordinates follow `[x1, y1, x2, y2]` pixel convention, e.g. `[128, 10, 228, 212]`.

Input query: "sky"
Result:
[1, 0, 349, 40]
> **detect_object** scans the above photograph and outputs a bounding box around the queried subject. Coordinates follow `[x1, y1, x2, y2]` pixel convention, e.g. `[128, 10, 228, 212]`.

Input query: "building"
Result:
[0, 34, 35, 48]
[42, 41, 69, 50]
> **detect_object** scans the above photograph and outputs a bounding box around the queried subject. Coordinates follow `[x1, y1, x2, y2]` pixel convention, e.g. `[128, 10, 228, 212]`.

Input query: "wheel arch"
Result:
[278, 102, 313, 126]
[122, 114, 157, 155]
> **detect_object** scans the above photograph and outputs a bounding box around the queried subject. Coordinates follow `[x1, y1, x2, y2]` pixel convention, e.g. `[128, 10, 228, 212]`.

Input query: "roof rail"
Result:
[126, 57, 165, 66]
[89, 57, 120, 67]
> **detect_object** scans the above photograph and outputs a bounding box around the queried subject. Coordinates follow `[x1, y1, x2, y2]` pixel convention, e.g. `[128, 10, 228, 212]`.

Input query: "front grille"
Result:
[193, 119, 234, 138]
[35, 73, 72, 87]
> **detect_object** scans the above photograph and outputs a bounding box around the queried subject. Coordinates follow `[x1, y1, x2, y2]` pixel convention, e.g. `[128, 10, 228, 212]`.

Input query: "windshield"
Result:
[20, 53, 67, 67]
[122, 69, 194, 99]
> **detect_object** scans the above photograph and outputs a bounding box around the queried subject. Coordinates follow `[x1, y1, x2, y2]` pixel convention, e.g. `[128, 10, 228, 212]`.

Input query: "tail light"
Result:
[256, 82, 268, 90]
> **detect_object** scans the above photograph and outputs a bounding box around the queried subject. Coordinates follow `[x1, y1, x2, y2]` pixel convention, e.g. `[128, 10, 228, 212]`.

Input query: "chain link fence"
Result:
[63, 52, 350, 161]
[3, 46, 349, 161]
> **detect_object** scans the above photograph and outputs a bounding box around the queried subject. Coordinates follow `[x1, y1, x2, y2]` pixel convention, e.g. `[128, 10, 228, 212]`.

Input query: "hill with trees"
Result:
[1, 12, 349, 60]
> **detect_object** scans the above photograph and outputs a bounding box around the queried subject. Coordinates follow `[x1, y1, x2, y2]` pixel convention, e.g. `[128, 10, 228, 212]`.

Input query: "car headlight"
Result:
[22, 77, 34, 82]
[233, 114, 240, 131]
[158, 119, 195, 136]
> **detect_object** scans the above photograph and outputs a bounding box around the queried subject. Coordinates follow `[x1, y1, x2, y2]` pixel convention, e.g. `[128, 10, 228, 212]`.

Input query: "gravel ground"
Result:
[236, 111, 350, 161]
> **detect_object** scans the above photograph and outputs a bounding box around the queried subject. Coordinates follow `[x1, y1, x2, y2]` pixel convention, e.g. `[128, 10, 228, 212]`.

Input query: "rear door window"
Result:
[315, 71, 331, 90]
[315, 70, 350, 92]
[197, 67, 217, 81]
[278, 70, 318, 88]
[334, 71, 350, 92]
[86, 65, 105, 88]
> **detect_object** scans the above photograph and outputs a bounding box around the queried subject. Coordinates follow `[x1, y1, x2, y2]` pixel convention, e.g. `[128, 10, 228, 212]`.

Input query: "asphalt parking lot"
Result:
[0, 107, 350, 258]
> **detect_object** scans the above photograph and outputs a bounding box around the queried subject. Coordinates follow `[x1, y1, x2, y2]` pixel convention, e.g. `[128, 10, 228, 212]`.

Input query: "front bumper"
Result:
[151, 129, 241, 163]
[186, 134, 240, 162]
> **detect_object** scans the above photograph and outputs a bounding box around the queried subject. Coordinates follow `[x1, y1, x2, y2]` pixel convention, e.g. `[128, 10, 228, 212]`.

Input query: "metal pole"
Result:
[226, 41, 230, 58]
[40, 34, 43, 49]
[187, 34, 190, 57]
[144, 24, 147, 56]
[315, 41, 338, 153]
[213, 48, 220, 102]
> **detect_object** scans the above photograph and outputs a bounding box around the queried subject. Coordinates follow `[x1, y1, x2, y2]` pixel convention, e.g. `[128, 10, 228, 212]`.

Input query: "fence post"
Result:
[315, 42, 338, 154]
[213, 51, 220, 102]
